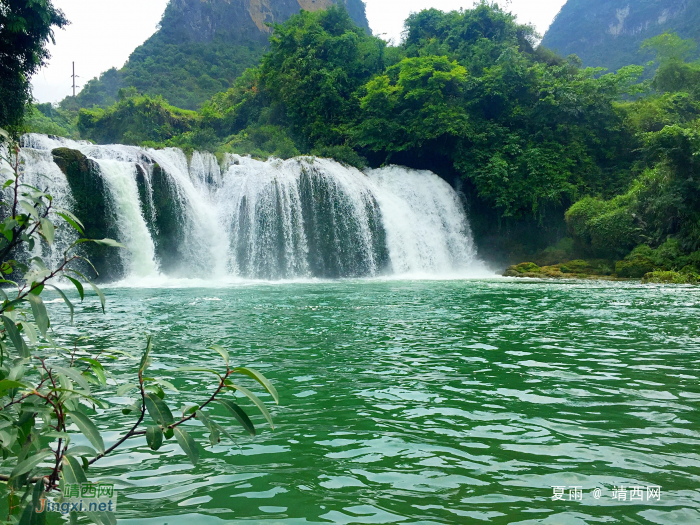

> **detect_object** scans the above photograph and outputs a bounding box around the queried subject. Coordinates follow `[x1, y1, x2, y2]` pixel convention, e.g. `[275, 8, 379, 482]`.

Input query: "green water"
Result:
[20, 280, 700, 523]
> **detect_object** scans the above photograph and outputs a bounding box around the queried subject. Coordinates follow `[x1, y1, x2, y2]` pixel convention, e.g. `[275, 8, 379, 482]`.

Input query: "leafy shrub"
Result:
[78, 94, 199, 145]
[615, 245, 657, 277]
[223, 125, 299, 159]
[642, 270, 700, 284]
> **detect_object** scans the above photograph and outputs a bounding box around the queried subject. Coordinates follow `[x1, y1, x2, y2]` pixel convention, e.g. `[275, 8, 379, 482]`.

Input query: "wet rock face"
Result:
[51, 148, 124, 281]
[147, 163, 185, 274]
[158, 0, 370, 45]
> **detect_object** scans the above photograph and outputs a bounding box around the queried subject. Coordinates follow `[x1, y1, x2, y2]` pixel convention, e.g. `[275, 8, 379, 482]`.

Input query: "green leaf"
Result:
[61, 454, 88, 484]
[47, 285, 75, 324]
[40, 218, 54, 246]
[174, 366, 221, 376]
[18, 502, 35, 525]
[122, 400, 142, 415]
[65, 276, 84, 301]
[144, 392, 174, 426]
[116, 383, 138, 396]
[195, 410, 220, 445]
[173, 427, 199, 466]
[211, 420, 236, 445]
[85, 277, 106, 313]
[26, 292, 49, 338]
[0, 379, 27, 392]
[68, 411, 105, 452]
[10, 449, 54, 479]
[139, 337, 152, 374]
[62, 454, 118, 525]
[146, 425, 163, 451]
[226, 383, 275, 430]
[66, 446, 98, 457]
[232, 367, 279, 404]
[155, 378, 178, 393]
[32, 477, 46, 520]
[92, 238, 126, 248]
[164, 427, 174, 440]
[52, 366, 91, 393]
[42, 431, 70, 441]
[20, 320, 38, 345]
[56, 211, 84, 235]
[2, 315, 29, 357]
[77, 358, 107, 386]
[217, 399, 256, 436]
[19, 201, 38, 219]
[210, 344, 229, 366]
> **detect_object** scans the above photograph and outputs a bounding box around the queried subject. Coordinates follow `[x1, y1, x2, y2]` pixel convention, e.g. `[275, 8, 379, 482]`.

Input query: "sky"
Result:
[31, 0, 568, 104]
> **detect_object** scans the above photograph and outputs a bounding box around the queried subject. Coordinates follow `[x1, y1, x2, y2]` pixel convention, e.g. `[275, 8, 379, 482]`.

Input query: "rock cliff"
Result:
[542, 0, 700, 71]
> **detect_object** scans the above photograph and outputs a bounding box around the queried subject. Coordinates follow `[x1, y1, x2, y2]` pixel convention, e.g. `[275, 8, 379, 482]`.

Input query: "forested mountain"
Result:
[542, 0, 700, 72]
[67, 0, 370, 110]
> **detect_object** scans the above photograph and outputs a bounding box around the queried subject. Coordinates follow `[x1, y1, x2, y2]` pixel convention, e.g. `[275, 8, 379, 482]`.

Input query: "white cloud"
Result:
[31, 0, 567, 103]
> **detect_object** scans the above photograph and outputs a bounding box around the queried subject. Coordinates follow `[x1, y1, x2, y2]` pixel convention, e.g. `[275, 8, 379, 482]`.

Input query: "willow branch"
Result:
[87, 362, 148, 466]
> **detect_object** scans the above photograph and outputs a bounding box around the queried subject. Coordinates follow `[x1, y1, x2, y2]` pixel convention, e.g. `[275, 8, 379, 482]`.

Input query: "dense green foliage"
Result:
[77, 93, 199, 146]
[564, 41, 700, 276]
[0, 0, 67, 130]
[542, 0, 700, 72]
[24, 103, 79, 139]
[73, 42, 265, 111]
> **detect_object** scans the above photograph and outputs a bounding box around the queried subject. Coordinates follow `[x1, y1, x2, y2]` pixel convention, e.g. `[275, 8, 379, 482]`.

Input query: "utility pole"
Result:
[71, 62, 79, 97]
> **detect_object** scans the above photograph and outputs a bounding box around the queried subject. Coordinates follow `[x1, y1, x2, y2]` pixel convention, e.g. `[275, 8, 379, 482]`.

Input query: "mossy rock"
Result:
[615, 257, 655, 278]
[504, 262, 541, 277]
[52, 148, 124, 281]
[505, 258, 619, 280]
[148, 163, 185, 273]
[642, 271, 699, 285]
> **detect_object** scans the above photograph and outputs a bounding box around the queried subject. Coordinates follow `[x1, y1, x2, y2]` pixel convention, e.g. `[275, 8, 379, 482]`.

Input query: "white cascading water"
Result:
[95, 159, 158, 277]
[15, 134, 483, 281]
[367, 166, 475, 275]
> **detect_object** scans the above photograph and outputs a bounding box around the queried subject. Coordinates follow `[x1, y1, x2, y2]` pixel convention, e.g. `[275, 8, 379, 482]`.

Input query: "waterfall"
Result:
[95, 159, 158, 277]
[15, 134, 483, 281]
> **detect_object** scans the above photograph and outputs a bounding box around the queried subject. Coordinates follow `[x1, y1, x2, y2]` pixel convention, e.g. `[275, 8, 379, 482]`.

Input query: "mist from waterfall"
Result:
[17, 134, 486, 282]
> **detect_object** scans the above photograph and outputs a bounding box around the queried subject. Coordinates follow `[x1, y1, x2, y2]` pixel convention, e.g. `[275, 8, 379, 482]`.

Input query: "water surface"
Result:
[27, 279, 700, 523]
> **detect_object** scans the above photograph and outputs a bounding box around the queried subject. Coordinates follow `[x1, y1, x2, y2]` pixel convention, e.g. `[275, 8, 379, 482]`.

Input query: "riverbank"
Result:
[503, 260, 699, 284]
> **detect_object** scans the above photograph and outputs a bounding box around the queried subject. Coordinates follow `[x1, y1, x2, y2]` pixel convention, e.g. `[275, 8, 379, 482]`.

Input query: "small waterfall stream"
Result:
[96, 159, 158, 277]
[15, 134, 482, 281]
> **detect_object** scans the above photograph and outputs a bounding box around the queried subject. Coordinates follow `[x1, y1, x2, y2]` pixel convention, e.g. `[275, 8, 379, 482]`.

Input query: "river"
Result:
[41, 277, 700, 524]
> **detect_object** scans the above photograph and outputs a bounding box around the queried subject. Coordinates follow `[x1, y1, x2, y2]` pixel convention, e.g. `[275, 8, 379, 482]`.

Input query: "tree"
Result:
[260, 6, 386, 150]
[355, 56, 470, 154]
[0, 130, 279, 523]
[0, 0, 68, 130]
